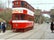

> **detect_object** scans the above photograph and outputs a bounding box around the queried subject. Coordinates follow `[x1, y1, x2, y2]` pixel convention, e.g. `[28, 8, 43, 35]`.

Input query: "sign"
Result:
[12, 9, 23, 13]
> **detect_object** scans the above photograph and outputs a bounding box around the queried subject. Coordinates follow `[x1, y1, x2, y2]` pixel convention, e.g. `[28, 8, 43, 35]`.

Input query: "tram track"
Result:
[5, 33, 22, 39]
[8, 24, 44, 39]
[24, 23, 49, 39]
[40, 24, 49, 39]
[0, 31, 13, 38]
[0, 23, 46, 39]
[4, 24, 38, 39]
[0, 31, 22, 39]
[24, 24, 45, 39]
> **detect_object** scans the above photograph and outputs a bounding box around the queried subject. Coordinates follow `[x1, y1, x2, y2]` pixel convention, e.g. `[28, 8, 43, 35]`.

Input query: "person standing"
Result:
[2, 23, 6, 33]
[0, 22, 1, 32]
[50, 21, 54, 33]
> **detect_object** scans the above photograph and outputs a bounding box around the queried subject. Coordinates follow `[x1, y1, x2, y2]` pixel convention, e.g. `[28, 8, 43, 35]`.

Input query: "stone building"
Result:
[50, 9, 54, 21]
[34, 9, 44, 24]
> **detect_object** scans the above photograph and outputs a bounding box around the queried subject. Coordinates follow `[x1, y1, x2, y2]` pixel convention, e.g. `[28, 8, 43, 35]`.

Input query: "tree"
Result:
[0, 8, 12, 23]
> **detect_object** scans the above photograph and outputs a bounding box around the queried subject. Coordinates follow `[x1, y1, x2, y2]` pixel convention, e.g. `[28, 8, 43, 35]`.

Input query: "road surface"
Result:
[0, 23, 54, 39]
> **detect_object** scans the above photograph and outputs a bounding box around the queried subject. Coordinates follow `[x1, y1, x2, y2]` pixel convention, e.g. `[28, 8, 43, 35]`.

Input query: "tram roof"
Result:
[13, 1, 35, 12]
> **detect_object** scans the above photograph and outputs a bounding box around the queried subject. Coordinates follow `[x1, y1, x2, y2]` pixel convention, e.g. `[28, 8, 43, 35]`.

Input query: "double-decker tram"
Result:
[9, 0, 35, 32]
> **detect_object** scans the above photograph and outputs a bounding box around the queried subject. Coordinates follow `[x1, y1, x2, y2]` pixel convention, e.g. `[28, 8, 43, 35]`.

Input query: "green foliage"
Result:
[0, 8, 12, 23]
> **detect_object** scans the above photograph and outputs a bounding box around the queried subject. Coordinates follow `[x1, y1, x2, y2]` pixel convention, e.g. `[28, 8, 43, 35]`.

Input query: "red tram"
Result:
[9, 0, 35, 32]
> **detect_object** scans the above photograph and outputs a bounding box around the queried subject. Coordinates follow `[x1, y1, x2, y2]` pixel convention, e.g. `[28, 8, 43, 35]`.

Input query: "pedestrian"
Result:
[2, 23, 6, 33]
[0, 22, 1, 32]
[50, 21, 54, 33]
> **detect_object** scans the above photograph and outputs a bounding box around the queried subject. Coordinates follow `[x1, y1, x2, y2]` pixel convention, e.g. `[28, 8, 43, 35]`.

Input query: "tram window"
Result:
[21, 14, 25, 20]
[15, 15, 19, 20]
[21, 1, 24, 7]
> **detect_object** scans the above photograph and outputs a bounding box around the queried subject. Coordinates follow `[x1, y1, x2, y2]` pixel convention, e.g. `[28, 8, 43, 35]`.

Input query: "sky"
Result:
[0, 0, 54, 11]
[0, 0, 53, 18]
[0, 0, 54, 10]
[26, 0, 54, 11]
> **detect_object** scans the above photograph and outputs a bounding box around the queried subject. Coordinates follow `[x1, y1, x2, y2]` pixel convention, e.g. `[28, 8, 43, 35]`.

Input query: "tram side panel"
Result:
[11, 13, 34, 31]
